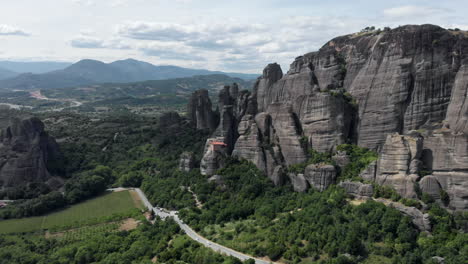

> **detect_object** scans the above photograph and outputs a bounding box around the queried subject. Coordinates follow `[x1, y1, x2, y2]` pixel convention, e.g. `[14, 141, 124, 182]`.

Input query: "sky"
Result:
[1, 0, 468, 73]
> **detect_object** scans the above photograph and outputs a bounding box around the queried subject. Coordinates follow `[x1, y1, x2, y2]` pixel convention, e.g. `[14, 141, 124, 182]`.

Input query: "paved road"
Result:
[109, 188, 274, 264]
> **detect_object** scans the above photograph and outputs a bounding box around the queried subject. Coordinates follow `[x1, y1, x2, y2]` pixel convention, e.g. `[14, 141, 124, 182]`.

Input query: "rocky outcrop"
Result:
[423, 132, 468, 210]
[200, 138, 227, 176]
[339, 181, 374, 198]
[288, 173, 308, 192]
[187, 89, 218, 132]
[359, 161, 377, 182]
[304, 164, 337, 191]
[159, 111, 182, 128]
[375, 133, 423, 198]
[333, 151, 350, 168]
[178, 152, 195, 172]
[196, 25, 468, 210]
[419, 175, 442, 200]
[0, 116, 62, 188]
[375, 198, 431, 232]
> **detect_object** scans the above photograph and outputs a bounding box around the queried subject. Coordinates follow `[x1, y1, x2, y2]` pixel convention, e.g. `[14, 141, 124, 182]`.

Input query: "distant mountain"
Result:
[0, 61, 72, 74]
[0, 67, 18, 80]
[0, 59, 259, 90]
[44, 74, 255, 102]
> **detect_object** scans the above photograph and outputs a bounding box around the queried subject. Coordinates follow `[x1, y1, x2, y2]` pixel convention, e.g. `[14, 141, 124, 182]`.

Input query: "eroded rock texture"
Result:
[339, 181, 374, 198]
[0, 116, 62, 188]
[197, 25, 468, 209]
[187, 89, 218, 132]
[178, 152, 195, 172]
[375, 133, 423, 199]
[304, 164, 337, 192]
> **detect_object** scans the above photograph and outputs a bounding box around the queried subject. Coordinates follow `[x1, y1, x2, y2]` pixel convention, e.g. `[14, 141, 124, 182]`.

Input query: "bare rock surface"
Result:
[288, 173, 308, 192]
[376, 133, 423, 198]
[178, 152, 195, 172]
[0, 115, 62, 188]
[304, 164, 337, 191]
[419, 175, 442, 200]
[187, 89, 218, 132]
[339, 181, 374, 197]
[199, 25, 468, 209]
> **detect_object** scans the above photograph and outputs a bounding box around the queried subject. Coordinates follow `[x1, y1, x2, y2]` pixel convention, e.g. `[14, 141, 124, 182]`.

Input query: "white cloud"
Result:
[383, 5, 449, 18]
[70, 35, 131, 50]
[0, 24, 30, 36]
[71, 0, 95, 6]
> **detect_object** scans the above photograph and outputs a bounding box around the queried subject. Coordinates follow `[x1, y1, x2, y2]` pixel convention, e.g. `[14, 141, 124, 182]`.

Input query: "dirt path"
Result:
[187, 187, 203, 209]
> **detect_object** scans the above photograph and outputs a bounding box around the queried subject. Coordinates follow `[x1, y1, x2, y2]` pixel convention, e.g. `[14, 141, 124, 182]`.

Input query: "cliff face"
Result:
[0, 116, 62, 189]
[192, 25, 468, 210]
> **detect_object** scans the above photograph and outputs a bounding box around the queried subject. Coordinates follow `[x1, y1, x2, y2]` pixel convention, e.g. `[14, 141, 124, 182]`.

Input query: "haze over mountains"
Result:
[0, 61, 73, 75]
[0, 59, 259, 90]
[0, 67, 18, 80]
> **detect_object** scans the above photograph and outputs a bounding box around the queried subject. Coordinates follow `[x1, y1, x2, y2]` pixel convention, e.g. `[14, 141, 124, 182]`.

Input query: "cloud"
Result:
[71, 0, 95, 6]
[113, 17, 367, 72]
[138, 41, 205, 60]
[0, 24, 30, 36]
[117, 22, 198, 41]
[383, 5, 449, 18]
[70, 35, 131, 49]
[117, 21, 269, 50]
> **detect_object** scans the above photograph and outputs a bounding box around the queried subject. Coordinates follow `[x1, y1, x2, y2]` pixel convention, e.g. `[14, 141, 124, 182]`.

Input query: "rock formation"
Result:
[159, 111, 182, 128]
[0, 115, 62, 189]
[178, 152, 195, 172]
[375, 198, 431, 232]
[339, 181, 374, 198]
[194, 25, 468, 210]
[375, 133, 423, 199]
[200, 138, 228, 176]
[303, 164, 337, 191]
[187, 89, 218, 132]
[419, 175, 442, 200]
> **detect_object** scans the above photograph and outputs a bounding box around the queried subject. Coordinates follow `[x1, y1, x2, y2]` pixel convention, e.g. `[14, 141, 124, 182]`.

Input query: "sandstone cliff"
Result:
[0, 114, 62, 189]
[192, 25, 468, 210]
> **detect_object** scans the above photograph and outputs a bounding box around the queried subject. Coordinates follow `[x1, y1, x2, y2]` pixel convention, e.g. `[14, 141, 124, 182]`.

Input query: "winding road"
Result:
[110, 188, 274, 264]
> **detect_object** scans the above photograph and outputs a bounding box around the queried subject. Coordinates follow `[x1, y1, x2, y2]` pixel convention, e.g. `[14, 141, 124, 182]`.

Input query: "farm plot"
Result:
[0, 190, 143, 234]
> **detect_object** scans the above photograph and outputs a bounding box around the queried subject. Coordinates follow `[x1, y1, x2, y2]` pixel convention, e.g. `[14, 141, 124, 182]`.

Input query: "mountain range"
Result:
[0, 67, 18, 80]
[0, 59, 259, 89]
[0, 61, 73, 75]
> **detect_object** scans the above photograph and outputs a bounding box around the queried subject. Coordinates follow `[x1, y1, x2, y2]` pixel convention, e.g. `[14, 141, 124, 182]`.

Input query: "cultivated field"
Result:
[0, 190, 144, 234]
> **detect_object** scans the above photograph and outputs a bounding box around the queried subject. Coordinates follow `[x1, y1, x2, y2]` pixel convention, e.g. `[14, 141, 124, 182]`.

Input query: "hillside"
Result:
[0, 58, 258, 90]
[0, 67, 18, 80]
[0, 61, 72, 74]
[0, 74, 254, 114]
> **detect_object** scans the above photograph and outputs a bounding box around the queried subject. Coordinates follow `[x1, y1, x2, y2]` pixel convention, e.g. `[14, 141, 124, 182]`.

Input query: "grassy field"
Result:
[0, 190, 143, 234]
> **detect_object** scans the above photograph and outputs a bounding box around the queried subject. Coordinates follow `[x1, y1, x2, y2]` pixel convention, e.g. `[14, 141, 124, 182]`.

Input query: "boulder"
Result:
[288, 173, 308, 192]
[178, 152, 195, 172]
[419, 175, 442, 200]
[339, 181, 374, 197]
[304, 164, 337, 191]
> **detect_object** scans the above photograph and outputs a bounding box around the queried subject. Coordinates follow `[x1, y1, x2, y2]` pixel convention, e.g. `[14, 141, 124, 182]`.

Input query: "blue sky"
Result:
[1, 0, 467, 73]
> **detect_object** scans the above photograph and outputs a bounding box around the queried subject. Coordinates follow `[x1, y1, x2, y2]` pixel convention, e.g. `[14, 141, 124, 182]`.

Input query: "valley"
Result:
[0, 23, 467, 264]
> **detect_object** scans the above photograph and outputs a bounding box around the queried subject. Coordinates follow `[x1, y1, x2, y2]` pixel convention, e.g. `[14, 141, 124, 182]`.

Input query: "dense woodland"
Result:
[0, 220, 250, 264]
[0, 110, 467, 264]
